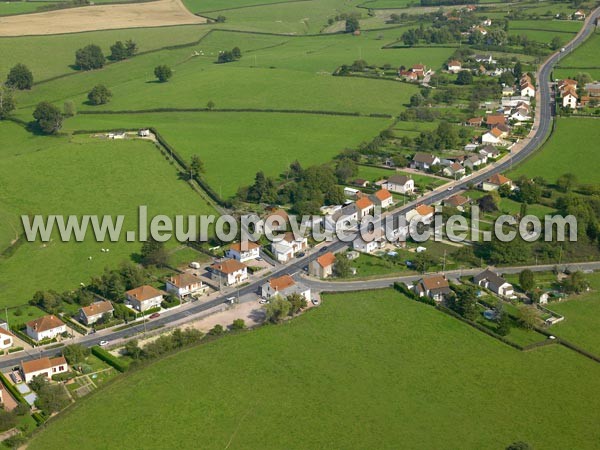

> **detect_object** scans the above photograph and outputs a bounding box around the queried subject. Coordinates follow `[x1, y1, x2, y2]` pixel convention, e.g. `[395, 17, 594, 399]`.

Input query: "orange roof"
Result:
[355, 196, 373, 210]
[167, 273, 202, 288]
[316, 252, 336, 268]
[267, 209, 289, 223]
[487, 173, 511, 186]
[490, 127, 503, 138]
[374, 189, 392, 201]
[125, 285, 163, 301]
[448, 60, 461, 66]
[26, 315, 64, 333]
[211, 259, 246, 274]
[0, 328, 14, 339]
[80, 301, 113, 318]
[415, 204, 434, 216]
[486, 114, 505, 125]
[422, 275, 449, 290]
[229, 241, 260, 252]
[268, 275, 295, 292]
[21, 356, 67, 375]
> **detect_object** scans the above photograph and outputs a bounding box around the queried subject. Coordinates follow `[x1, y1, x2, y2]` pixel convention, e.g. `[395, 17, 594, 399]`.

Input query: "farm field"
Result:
[184, 0, 310, 13]
[508, 19, 583, 34]
[27, 289, 600, 450]
[556, 30, 600, 69]
[64, 112, 391, 198]
[0, 125, 216, 308]
[0, 1, 58, 16]
[509, 117, 600, 184]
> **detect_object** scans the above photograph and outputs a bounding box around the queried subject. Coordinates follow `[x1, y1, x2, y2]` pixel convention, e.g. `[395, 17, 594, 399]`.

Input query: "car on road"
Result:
[319, 246, 328, 252]
[296, 251, 306, 258]
[99, 340, 109, 346]
[447, 186, 454, 191]
[149, 313, 160, 319]
[226, 296, 236, 304]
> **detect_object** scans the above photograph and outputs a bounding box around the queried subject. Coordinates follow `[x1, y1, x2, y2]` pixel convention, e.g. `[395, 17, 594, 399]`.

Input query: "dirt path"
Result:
[0, 0, 207, 37]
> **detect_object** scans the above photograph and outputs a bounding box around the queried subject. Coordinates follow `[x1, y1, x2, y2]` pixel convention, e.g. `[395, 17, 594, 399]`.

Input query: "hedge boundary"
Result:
[0, 372, 28, 406]
[91, 346, 128, 372]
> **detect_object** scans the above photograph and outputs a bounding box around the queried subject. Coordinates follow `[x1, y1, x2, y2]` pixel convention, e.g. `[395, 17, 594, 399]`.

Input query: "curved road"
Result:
[2, 10, 599, 370]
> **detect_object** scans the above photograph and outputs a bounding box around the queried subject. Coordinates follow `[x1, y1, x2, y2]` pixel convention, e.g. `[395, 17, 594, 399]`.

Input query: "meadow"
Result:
[28, 289, 600, 450]
[0, 1, 58, 15]
[0, 124, 216, 308]
[64, 112, 391, 198]
[509, 117, 600, 184]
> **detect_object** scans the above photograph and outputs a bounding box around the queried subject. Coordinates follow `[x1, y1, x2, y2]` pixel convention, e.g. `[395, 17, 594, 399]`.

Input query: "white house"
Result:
[443, 162, 466, 178]
[78, 301, 114, 326]
[383, 174, 414, 194]
[226, 241, 261, 263]
[464, 154, 487, 170]
[310, 252, 336, 278]
[447, 60, 462, 73]
[355, 196, 374, 219]
[21, 357, 68, 384]
[413, 275, 451, 302]
[520, 82, 535, 97]
[261, 275, 311, 301]
[474, 269, 514, 298]
[411, 153, 440, 171]
[165, 273, 206, 299]
[406, 204, 435, 225]
[0, 328, 14, 350]
[125, 285, 164, 312]
[210, 259, 248, 286]
[562, 90, 578, 109]
[271, 232, 308, 263]
[482, 173, 513, 192]
[481, 127, 503, 145]
[26, 315, 67, 342]
[370, 188, 394, 209]
[353, 236, 381, 254]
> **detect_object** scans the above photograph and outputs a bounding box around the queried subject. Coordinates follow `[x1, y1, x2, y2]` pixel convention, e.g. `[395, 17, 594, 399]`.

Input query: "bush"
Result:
[91, 346, 128, 372]
[154, 65, 172, 82]
[33, 101, 63, 134]
[75, 44, 105, 70]
[87, 84, 112, 105]
[231, 319, 246, 330]
[8, 346, 24, 353]
[6, 63, 33, 90]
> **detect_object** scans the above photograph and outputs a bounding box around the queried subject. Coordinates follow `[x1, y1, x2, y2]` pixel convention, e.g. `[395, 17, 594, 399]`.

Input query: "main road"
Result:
[2, 9, 598, 370]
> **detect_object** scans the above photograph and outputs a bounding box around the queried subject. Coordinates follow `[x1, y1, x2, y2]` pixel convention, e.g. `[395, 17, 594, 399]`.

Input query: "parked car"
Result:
[259, 298, 269, 304]
[189, 262, 201, 269]
[312, 298, 320, 306]
[149, 313, 160, 319]
[99, 340, 109, 346]
[296, 252, 306, 258]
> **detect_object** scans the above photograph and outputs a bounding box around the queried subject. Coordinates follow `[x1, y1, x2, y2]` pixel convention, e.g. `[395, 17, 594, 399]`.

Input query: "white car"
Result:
[99, 340, 109, 346]
[259, 298, 269, 304]
[311, 298, 320, 306]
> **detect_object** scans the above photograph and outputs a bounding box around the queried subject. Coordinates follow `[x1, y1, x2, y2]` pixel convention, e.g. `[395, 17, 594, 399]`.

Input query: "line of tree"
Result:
[217, 47, 242, 64]
[109, 40, 138, 61]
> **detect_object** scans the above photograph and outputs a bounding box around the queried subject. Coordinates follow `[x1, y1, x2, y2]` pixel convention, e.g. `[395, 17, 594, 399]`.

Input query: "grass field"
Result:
[27, 289, 600, 449]
[64, 112, 391, 198]
[0, 124, 216, 308]
[0, 1, 58, 15]
[355, 165, 445, 190]
[509, 117, 600, 184]
[557, 31, 600, 69]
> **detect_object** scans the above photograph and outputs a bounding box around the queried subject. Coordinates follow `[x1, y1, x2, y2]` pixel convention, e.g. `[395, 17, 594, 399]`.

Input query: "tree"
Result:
[62, 343, 90, 364]
[216, 15, 226, 22]
[208, 324, 225, 335]
[496, 307, 511, 336]
[345, 17, 360, 33]
[29, 374, 49, 393]
[519, 269, 535, 293]
[478, 193, 499, 213]
[550, 36, 562, 51]
[517, 304, 540, 330]
[562, 271, 589, 294]
[264, 296, 290, 324]
[456, 70, 473, 85]
[190, 154, 205, 178]
[287, 293, 307, 315]
[449, 285, 478, 320]
[207, 100, 215, 110]
[231, 46, 242, 60]
[87, 84, 112, 105]
[63, 100, 76, 117]
[109, 40, 128, 61]
[75, 44, 105, 70]
[6, 63, 33, 90]
[125, 339, 142, 359]
[125, 39, 138, 57]
[333, 253, 351, 278]
[140, 237, 167, 267]
[36, 384, 71, 414]
[231, 318, 246, 330]
[335, 158, 358, 183]
[413, 252, 436, 273]
[0, 86, 16, 120]
[0, 410, 18, 433]
[513, 61, 523, 80]
[498, 71, 514, 86]
[556, 173, 577, 192]
[33, 101, 63, 134]
[410, 93, 424, 107]
[154, 65, 172, 82]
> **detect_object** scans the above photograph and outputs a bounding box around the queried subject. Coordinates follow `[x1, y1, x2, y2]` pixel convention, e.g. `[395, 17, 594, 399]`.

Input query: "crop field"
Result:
[509, 117, 600, 184]
[0, 125, 216, 308]
[64, 112, 390, 198]
[28, 289, 600, 449]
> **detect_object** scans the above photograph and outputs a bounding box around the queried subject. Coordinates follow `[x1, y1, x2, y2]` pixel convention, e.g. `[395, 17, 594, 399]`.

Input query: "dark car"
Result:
[296, 251, 306, 258]
[149, 313, 160, 319]
[319, 246, 328, 252]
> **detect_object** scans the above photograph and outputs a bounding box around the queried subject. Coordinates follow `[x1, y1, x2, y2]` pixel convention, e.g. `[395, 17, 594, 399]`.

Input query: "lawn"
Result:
[355, 165, 445, 190]
[28, 289, 600, 449]
[63, 111, 391, 198]
[0, 126, 216, 308]
[509, 117, 600, 185]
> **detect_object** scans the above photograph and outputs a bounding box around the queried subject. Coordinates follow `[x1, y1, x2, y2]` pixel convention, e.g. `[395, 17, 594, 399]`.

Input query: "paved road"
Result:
[3, 10, 598, 370]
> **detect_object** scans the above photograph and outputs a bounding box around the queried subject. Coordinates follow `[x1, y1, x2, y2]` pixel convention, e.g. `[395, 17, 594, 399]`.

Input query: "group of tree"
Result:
[402, 25, 460, 46]
[30, 375, 71, 415]
[345, 16, 360, 33]
[87, 84, 112, 105]
[0, 85, 16, 120]
[140, 238, 168, 267]
[217, 47, 242, 64]
[413, 120, 460, 151]
[561, 271, 589, 294]
[62, 343, 91, 365]
[75, 44, 106, 70]
[448, 285, 477, 320]
[109, 40, 137, 61]
[264, 293, 308, 324]
[0, 403, 29, 433]
[125, 328, 204, 361]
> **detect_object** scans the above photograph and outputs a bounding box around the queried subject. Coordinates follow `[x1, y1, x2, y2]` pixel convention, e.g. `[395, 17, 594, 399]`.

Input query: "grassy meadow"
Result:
[509, 117, 600, 184]
[0, 124, 216, 308]
[27, 290, 600, 450]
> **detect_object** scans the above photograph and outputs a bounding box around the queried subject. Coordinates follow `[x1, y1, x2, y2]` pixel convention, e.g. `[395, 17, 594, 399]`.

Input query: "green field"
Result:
[355, 165, 445, 189]
[0, 123, 216, 308]
[509, 117, 600, 184]
[0, 1, 58, 15]
[557, 31, 600, 69]
[28, 289, 600, 449]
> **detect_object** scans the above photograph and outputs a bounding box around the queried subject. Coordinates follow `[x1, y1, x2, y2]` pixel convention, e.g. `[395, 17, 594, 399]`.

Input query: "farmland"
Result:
[28, 290, 600, 449]
[509, 117, 600, 184]
[0, 124, 216, 308]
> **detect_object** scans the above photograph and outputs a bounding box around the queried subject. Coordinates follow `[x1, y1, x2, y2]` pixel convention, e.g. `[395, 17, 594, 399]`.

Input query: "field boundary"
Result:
[195, 0, 310, 14]
[76, 107, 393, 117]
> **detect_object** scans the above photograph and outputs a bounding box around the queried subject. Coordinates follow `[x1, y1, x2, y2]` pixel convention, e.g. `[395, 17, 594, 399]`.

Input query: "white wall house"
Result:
[310, 252, 336, 278]
[370, 189, 394, 209]
[26, 315, 67, 342]
[165, 273, 206, 299]
[210, 259, 248, 286]
[384, 175, 414, 194]
[226, 241, 261, 263]
[271, 232, 308, 263]
[261, 275, 311, 301]
[562, 92, 578, 109]
[125, 285, 164, 312]
[353, 237, 380, 254]
[0, 328, 14, 350]
[21, 357, 68, 384]
[474, 269, 514, 298]
[78, 301, 114, 326]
